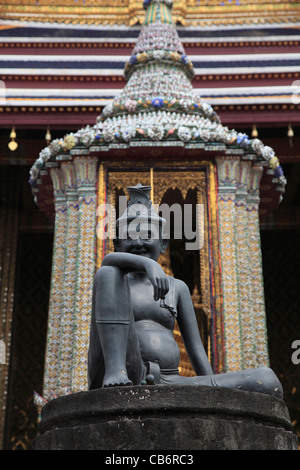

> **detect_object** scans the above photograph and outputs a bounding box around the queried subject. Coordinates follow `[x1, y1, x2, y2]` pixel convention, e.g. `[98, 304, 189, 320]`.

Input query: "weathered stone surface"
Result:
[33, 385, 298, 450]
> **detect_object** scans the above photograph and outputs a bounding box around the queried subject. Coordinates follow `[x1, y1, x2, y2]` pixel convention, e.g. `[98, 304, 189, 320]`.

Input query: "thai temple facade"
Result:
[0, 0, 299, 449]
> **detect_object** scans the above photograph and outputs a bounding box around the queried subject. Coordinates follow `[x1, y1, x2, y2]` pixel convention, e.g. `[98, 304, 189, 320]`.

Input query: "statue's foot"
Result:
[103, 371, 133, 388]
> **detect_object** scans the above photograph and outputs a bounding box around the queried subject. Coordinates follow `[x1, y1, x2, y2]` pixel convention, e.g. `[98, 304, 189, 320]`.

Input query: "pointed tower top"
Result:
[123, 0, 193, 82]
[143, 0, 173, 25]
[98, 0, 218, 125]
[28, 0, 287, 212]
[124, 0, 194, 80]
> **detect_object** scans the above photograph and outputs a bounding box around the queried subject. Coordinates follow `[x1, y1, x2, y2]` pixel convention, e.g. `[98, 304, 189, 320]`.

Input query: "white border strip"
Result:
[4, 85, 295, 98]
[2, 66, 300, 76]
[1, 53, 300, 62]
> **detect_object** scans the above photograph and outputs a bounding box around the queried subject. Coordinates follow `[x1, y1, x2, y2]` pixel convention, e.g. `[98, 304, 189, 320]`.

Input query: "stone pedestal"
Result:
[33, 385, 298, 450]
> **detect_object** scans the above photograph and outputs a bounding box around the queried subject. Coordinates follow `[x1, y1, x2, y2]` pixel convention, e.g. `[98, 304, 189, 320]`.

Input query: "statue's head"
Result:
[114, 183, 169, 261]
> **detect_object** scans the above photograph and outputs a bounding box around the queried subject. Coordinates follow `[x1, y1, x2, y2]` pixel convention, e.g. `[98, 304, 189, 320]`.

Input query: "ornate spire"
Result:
[124, 0, 193, 82]
[29, 0, 287, 205]
[98, 0, 221, 127]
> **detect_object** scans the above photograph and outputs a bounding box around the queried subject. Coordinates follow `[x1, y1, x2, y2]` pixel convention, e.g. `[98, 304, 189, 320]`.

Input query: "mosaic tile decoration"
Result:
[247, 165, 269, 367]
[235, 161, 257, 369]
[216, 156, 243, 372]
[216, 157, 270, 372]
[57, 162, 79, 395]
[29, 0, 287, 204]
[71, 157, 98, 392]
[43, 168, 67, 400]
[43, 159, 98, 397]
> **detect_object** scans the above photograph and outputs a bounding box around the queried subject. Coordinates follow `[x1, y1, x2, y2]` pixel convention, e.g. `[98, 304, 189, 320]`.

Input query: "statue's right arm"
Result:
[101, 253, 169, 301]
[101, 252, 148, 272]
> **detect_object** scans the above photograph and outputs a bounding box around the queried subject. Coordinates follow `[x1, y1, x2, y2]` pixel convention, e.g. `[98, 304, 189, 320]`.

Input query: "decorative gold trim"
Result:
[1, 1, 299, 26]
[96, 164, 106, 270]
[207, 161, 224, 373]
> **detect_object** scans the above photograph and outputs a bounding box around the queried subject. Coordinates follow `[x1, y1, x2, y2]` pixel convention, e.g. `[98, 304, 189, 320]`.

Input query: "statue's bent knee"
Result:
[94, 266, 123, 289]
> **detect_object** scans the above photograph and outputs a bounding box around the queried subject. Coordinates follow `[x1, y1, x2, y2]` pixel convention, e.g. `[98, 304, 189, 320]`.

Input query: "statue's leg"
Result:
[210, 366, 283, 398]
[88, 266, 145, 388]
[160, 366, 283, 399]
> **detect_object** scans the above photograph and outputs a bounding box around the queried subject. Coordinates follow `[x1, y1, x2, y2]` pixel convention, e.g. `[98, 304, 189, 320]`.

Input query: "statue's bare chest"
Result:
[128, 280, 175, 328]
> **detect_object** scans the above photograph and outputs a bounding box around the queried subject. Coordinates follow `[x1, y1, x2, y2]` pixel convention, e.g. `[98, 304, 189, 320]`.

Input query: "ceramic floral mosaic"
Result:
[29, 0, 286, 201]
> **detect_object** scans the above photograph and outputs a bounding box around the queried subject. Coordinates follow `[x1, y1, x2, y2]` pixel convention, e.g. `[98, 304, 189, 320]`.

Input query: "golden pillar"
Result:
[71, 157, 98, 392]
[215, 156, 243, 372]
[247, 165, 269, 367]
[43, 167, 67, 399]
[235, 160, 257, 368]
[57, 162, 79, 395]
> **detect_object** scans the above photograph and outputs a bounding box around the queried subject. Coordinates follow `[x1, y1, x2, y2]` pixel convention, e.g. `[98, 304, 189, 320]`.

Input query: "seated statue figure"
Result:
[88, 184, 283, 399]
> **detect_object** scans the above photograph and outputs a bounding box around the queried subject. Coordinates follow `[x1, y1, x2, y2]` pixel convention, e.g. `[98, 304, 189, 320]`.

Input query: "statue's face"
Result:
[115, 221, 167, 261]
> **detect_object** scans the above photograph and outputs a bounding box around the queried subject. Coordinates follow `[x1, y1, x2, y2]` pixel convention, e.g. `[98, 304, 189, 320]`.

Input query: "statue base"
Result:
[33, 385, 298, 450]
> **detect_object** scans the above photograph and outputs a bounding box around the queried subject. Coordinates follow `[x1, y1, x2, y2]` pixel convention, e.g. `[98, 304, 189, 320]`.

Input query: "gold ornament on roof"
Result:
[8, 127, 18, 151]
[1, 0, 300, 26]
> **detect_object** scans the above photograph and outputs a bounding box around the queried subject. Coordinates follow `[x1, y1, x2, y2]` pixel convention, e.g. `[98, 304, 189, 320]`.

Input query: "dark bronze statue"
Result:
[88, 184, 283, 398]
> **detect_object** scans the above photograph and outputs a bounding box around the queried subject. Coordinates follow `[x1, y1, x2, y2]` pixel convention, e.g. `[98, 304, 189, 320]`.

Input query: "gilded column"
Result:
[72, 156, 98, 392]
[207, 163, 225, 373]
[215, 156, 243, 372]
[57, 162, 79, 395]
[43, 168, 67, 400]
[96, 164, 107, 269]
[235, 160, 257, 368]
[247, 165, 269, 366]
[106, 182, 116, 256]
[197, 181, 211, 363]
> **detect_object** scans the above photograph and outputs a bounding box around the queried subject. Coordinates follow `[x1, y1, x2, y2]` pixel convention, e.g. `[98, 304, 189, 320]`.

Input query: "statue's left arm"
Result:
[176, 279, 213, 376]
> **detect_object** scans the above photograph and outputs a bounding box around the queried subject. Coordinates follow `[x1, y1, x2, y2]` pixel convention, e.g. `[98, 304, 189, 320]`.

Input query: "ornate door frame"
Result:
[96, 160, 224, 374]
